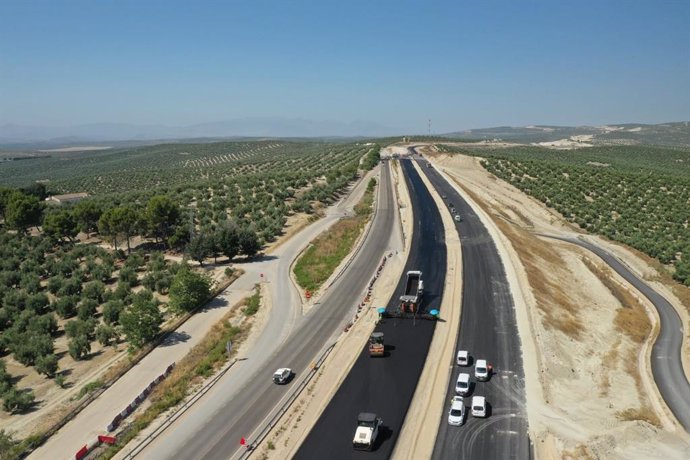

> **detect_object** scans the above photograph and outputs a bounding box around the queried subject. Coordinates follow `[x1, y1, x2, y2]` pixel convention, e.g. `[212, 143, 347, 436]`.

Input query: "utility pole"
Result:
[428, 119, 431, 136]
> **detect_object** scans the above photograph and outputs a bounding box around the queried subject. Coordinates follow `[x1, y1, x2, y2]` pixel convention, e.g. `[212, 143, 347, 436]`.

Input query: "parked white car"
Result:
[273, 368, 292, 384]
[455, 373, 471, 395]
[471, 395, 487, 418]
[456, 350, 469, 366]
[454, 214, 462, 222]
[447, 396, 465, 426]
[475, 359, 489, 381]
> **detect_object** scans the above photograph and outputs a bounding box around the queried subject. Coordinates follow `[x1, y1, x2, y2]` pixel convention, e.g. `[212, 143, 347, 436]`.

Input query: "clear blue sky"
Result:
[1, 0, 689, 133]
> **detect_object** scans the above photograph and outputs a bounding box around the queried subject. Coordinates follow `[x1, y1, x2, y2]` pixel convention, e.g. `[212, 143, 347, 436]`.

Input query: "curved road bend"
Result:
[546, 236, 690, 431]
[417, 154, 529, 460]
[295, 158, 447, 460]
[136, 162, 399, 460]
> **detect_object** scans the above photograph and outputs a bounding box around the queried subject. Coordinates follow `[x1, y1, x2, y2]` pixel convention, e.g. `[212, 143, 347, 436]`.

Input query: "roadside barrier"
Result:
[73, 435, 117, 459]
[120, 358, 238, 459]
[347, 255, 389, 331]
[106, 363, 175, 433]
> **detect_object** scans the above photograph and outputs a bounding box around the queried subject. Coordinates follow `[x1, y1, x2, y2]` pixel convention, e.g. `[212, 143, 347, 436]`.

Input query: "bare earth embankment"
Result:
[422, 148, 690, 459]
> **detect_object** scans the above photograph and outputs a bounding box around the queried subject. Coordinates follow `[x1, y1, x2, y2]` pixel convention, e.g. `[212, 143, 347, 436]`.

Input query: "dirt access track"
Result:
[417, 144, 690, 459]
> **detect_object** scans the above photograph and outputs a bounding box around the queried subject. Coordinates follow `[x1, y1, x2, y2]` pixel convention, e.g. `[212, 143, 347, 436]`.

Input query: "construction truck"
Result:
[368, 332, 384, 357]
[399, 270, 423, 313]
[352, 412, 383, 451]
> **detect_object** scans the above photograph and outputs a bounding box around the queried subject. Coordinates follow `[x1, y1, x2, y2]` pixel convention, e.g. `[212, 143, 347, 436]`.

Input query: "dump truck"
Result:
[368, 332, 384, 357]
[352, 412, 383, 450]
[399, 270, 423, 313]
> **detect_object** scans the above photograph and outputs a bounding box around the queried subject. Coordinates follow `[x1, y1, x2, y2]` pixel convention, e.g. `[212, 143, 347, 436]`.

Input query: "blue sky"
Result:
[1, 0, 689, 133]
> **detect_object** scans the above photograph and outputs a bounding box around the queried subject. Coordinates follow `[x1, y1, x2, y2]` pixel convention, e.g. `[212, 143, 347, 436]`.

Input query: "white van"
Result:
[455, 373, 470, 395]
[475, 359, 489, 381]
[456, 350, 469, 366]
[471, 395, 487, 418]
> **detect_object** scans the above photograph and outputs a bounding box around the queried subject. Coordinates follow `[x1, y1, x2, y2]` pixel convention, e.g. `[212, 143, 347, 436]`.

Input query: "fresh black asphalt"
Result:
[295, 158, 447, 459]
[546, 236, 690, 432]
[164, 163, 397, 460]
[421, 157, 529, 459]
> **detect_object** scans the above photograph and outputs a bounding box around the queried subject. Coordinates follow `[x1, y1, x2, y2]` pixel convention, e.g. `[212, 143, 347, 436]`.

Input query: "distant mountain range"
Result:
[0, 117, 399, 145]
[445, 121, 690, 147]
[1, 120, 689, 149]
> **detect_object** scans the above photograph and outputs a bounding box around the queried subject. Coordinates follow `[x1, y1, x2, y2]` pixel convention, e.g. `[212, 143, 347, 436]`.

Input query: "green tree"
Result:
[0, 187, 16, 221]
[96, 324, 117, 347]
[215, 222, 240, 262]
[168, 265, 211, 313]
[35, 353, 59, 378]
[68, 335, 91, 360]
[238, 228, 261, 258]
[102, 299, 125, 325]
[73, 200, 102, 235]
[145, 195, 181, 247]
[82, 280, 106, 302]
[42, 209, 78, 242]
[53, 295, 78, 319]
[65, 318, 97, 339]
[120, 296, 162, 349]
[2, 388, 35, 414]
[99, 206, 139, 252]
[77, 299, 98, 321]
[5, 191, 42, 233]
[20, 182, 47, 200]
[186, 233, 212, 266]
[0, 429, 18, 456]
[0, 361, 13, 395]
[118, 266, 138, 287]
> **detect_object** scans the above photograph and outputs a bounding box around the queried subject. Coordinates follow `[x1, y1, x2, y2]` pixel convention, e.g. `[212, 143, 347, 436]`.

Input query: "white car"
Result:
[455, 373, 471, 395]
[447, 396, 465, 426]
[456, 350, 469, 366]
[475, 359, 489, 381]
[273, 368, 292, 384]
[471, 395, 487, 418]
[454, 214, 462, 222]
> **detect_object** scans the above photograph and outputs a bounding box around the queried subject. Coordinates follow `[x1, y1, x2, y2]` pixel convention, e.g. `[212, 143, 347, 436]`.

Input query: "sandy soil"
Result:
[421, 148, 690, 458]
[532, 136, 594, 149]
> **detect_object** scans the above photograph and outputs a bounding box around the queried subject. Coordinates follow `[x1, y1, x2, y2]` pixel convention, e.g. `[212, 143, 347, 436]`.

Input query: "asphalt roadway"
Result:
[295, 158, 447, 459]
[546, 236, 690, 431]
[136, 162, 398, 460]
[420, 156, 530, 459]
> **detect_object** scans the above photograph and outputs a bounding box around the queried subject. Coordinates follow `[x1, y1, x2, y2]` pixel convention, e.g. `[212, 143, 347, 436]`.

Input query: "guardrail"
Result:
[120, 358, 239, 459]
[236, 342, 337, 459]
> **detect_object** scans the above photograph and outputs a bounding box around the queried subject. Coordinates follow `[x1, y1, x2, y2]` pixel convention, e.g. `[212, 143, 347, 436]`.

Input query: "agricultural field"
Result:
[437, 144, 690, 285]
[0, 140, 379, 425]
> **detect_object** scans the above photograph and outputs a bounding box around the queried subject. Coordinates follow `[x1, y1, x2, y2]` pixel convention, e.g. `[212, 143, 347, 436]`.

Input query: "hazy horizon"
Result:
[2, 1, 689, 134]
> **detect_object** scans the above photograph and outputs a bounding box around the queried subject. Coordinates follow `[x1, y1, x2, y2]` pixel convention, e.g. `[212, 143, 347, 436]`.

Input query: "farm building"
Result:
[45, 192, 89, 204]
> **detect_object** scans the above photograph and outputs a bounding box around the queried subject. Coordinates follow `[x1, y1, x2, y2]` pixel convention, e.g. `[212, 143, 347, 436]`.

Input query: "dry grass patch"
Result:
[579, 256, 660, 427]
[455, 179, 583, 338]
[616, 407, 661, 427]
[562, 444, 595, 460]
[581, 257, 651, 344]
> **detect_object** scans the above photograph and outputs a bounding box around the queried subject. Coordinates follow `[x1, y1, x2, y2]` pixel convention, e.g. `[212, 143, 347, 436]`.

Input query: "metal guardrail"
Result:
[121, 358, 239, 459]
[236, 342, 337, 459]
